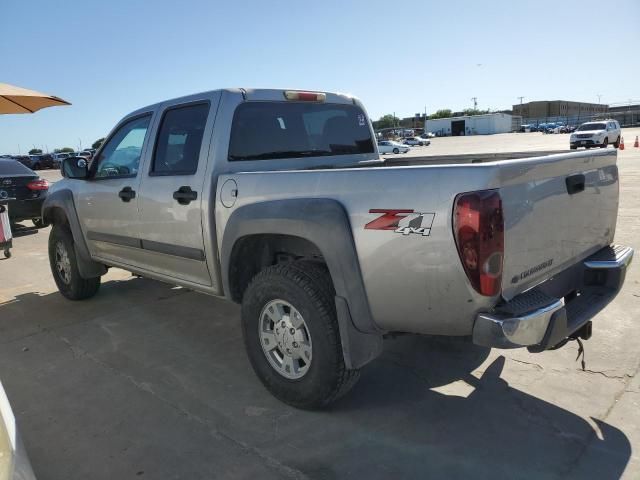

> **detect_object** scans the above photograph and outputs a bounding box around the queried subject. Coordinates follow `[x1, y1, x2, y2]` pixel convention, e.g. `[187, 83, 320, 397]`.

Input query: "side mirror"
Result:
[62, 157, 89, 179]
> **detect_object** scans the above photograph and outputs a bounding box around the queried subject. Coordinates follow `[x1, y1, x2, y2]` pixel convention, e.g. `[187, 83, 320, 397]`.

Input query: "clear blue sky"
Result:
[1, 0, 638, 154]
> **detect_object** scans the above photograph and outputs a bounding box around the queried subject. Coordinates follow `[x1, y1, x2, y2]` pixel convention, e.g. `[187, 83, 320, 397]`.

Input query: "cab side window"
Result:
[94, 115, 151, 178]
[151, 103, 209, 176]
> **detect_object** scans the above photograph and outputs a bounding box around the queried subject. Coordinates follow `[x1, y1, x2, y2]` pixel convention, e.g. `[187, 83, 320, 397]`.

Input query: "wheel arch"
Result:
[221, 198, 383, 369]
[42, 189, 107, 278]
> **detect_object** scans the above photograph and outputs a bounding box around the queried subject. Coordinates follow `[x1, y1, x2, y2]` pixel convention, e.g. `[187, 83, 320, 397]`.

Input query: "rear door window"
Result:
[228, 102, 374, 161]
[151, 103, 209, 175]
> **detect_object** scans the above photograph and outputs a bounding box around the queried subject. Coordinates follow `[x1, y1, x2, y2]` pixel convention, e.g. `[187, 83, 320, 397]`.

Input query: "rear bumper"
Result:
[473, 245, 633, 350]
[4, 198, 45, 222]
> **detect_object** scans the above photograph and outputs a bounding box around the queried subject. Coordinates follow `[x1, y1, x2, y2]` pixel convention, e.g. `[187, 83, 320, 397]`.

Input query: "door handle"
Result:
[118, 186, 136, 202]
[566, 174, 585, 195]
[173, 186, 198, 205]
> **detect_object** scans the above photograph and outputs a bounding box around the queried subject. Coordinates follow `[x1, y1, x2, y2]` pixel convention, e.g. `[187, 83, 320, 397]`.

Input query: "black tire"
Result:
[613, 136, 620, 148]
[570, 146, 577, 150]
[393, 148, 399, 154]
[241, 262, 360, 409]
[32, 218, 45, 228]
[600, 138, 608, 149]
[32, 163, 40, 170]
[48, 225, 100, 300]
[3, 249, 10, 259]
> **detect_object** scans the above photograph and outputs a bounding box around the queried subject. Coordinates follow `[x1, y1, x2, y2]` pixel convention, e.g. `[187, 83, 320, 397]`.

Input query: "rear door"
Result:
[135, 96, 219, 286]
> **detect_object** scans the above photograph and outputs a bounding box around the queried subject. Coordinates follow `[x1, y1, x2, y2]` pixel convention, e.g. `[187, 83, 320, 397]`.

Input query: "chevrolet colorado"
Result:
[43, 88, 633, 408]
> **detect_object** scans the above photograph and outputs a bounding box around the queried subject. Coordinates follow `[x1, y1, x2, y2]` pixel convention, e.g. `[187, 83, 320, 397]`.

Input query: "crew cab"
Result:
[43, 88, 632, 409]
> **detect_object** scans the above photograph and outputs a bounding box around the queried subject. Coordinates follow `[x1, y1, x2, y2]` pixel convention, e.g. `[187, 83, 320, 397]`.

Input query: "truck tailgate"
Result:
[498, 150, 618, 300]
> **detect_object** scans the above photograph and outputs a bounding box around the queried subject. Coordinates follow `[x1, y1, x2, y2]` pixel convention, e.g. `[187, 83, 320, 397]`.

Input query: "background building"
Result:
[512, 100, 608, 126]
[608, 102, 640, 127]
[426, 113, 520, 136]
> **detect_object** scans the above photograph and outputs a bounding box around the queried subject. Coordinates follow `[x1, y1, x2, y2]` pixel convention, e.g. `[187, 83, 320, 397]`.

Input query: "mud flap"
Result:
[335, 296, 383, 370]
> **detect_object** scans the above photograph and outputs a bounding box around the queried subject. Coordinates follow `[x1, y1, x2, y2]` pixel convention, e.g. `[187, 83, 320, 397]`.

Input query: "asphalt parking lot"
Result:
[1, 129, 639, 479]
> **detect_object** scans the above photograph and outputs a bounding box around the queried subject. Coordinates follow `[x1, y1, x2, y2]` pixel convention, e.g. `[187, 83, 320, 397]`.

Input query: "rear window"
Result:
[0, 160, 32, 175]
[228, 102, 374, 161]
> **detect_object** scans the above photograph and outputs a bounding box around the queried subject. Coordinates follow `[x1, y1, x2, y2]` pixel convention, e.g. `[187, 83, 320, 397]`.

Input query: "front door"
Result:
[75, 114, 153, 264]
[135, 100, 215, 286]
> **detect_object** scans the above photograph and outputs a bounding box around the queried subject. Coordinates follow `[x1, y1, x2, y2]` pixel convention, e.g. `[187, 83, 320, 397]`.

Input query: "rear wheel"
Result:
[613, 136, 620, 148]
[32, 163, 40, 170]
[393, 148, 399, 154]
[241, 262, 360, 409]
[601, 138, 608, 148]
[48, 225, 100, 300]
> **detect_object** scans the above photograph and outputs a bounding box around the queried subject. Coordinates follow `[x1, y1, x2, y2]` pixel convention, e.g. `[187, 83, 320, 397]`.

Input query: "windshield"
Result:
[228, 102, 374, 161]
[577, 123, 606, 131]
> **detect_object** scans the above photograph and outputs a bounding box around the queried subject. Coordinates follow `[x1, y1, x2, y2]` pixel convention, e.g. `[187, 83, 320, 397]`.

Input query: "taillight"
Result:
[453, 189, 504, 296]
[27, 179, 49, 191]
[283, 90, 326, 102]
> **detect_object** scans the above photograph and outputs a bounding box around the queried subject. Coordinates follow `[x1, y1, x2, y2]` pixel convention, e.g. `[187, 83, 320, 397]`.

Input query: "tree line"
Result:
[373, 108, 492, 129]
[27, 138, 105, 155]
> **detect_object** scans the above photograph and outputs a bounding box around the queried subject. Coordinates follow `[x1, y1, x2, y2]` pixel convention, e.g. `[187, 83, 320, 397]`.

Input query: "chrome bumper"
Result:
[473, 245, 633, 350]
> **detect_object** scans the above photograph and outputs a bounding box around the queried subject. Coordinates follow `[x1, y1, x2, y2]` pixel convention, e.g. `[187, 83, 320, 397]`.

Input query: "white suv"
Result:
[570, 120, 621, 149]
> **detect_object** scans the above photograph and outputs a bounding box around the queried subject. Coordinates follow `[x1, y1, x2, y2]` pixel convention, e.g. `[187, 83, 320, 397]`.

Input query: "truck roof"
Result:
[126, 88, 358, 119]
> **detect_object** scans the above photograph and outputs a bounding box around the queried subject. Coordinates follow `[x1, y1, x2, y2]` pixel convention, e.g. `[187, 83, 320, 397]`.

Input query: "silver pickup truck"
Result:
[43, 88, 633, 409]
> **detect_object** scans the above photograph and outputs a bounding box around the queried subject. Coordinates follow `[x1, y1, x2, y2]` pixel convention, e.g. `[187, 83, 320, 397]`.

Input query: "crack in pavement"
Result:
[509, 358, 545, 370]
[558, 358, 640, 478]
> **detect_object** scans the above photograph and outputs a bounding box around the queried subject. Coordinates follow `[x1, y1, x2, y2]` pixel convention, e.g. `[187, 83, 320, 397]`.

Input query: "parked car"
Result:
[403, 137, 430, 146]
[12, 155, 33, 169]
[570, 120, 621, 149]
[0, 380, 37, 479]
[0, 158, 49, 227]
[52, 152, 70, 167]
[44, 88, 632, 409]
[377, 140, 409, 154]
[28, 154, 54, 170]
[421, 132, 435, 138]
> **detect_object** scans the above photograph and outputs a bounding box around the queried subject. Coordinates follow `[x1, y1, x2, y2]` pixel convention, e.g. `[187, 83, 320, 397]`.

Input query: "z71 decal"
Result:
[365, 209, 435, 236]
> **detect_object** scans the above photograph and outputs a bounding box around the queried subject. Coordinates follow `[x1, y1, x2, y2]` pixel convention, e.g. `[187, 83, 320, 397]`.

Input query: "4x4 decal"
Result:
[365, 209, 435, 236]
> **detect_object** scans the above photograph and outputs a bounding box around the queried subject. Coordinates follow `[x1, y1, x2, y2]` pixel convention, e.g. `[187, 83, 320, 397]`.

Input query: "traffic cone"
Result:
[634, 136, 639, 148]
[620, 137, 625, 150]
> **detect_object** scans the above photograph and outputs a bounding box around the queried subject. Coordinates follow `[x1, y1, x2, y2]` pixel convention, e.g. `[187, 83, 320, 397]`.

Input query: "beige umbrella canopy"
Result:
[0, 82, 70, 114]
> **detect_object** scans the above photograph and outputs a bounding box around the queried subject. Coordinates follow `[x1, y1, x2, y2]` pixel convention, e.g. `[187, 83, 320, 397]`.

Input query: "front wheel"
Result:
[241, 262, 360, 409]
[600, 138, 608, 148]
[393, 148, 399, 154]
[48, 225, 100, 300]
